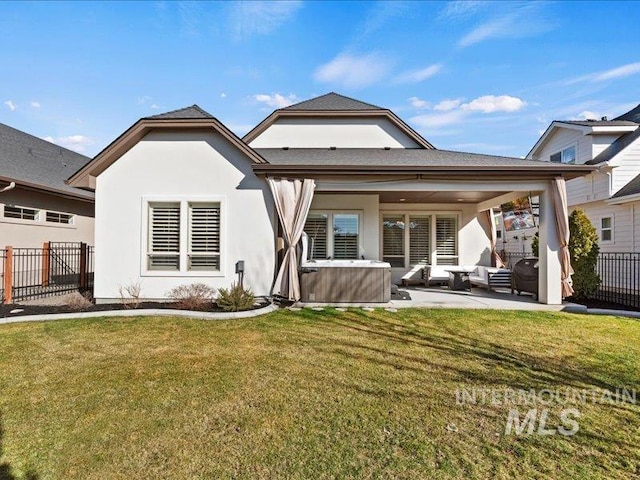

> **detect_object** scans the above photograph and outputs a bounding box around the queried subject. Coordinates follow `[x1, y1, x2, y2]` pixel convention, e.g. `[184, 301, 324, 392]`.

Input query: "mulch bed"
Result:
[566, 297, 639, 312]
[0, 299, 271, 318]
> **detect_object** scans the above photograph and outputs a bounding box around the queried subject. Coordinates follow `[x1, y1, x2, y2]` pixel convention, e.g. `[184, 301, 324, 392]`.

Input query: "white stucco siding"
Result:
[0, 188, 94, 248]
[248, 117, 421, 148]
[94, 130, 275, 301]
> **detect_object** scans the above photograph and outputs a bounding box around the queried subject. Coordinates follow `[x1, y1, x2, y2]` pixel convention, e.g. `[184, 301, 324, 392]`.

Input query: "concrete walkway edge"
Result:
[0, 303, 279, 325]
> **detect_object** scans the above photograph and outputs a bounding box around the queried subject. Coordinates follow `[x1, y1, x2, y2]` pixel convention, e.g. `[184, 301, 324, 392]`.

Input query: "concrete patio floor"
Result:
[298, 286, 586, 312]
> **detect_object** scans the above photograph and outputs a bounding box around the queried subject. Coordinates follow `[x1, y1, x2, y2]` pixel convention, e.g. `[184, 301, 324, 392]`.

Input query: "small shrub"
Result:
[569, 209, 600, 299]
[216, 283, 255, 312]
[66, 291, 93, 311]
[531, 232, 539, 257]
[167, 283, 216, 310]
[118, 282, 143, 309]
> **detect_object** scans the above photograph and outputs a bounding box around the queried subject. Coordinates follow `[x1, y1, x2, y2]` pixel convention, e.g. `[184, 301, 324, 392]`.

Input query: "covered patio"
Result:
[255, 148, 595, 306]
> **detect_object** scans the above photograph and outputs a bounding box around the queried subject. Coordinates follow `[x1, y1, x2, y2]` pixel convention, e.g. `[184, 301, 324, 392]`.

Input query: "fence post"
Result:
[42, 242, 50, 287]
[4, 247, 12, 304]
[79, 242, 87, 291]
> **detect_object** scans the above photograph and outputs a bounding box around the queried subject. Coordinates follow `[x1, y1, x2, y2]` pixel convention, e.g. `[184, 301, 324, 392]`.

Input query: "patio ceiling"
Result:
[376, 190, 508, 204]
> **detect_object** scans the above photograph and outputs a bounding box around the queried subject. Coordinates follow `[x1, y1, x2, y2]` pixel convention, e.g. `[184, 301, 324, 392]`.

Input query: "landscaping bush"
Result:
[568, 208, 600, 299]
[66, 291, 93, 311]
[118, 281, 143, 309]
[524, 209, 600, 299]
[167, 283, 216, 310]
[216, 282, 255, 312]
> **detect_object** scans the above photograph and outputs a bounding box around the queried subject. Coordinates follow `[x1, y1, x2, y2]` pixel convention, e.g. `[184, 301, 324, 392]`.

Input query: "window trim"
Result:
[0, 204, 77, 229]
[305, 209, 363, 260]
[141, 196, 226, 277]
[600, 215, 614, 244]
[45, 210, 75, 225]
[379, 210, 460, 268]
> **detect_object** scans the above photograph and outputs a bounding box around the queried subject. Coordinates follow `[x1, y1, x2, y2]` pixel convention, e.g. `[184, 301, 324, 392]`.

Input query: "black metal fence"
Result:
[594, 252, 640, 309]
[2, 242, 94, 303]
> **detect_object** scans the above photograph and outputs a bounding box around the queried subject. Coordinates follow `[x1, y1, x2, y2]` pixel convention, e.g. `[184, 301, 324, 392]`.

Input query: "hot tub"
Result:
[299, 259, 392, 303]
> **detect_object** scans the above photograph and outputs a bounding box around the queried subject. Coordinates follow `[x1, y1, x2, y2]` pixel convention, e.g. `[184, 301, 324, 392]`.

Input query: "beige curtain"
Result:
[479, 208, 505, 268]
[268, 177, 315, 301]
[550, 178, 574, 297]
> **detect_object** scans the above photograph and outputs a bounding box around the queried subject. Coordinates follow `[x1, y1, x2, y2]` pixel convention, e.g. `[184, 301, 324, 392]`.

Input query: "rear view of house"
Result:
[70, 93, 593, 305]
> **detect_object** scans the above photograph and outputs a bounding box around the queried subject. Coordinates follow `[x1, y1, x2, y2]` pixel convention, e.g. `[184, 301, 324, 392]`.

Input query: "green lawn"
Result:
[0, 309, 638, 479]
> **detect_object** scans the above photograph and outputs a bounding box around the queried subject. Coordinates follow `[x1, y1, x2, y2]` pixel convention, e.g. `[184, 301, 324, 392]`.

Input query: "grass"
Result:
[0, 308, 638, 479]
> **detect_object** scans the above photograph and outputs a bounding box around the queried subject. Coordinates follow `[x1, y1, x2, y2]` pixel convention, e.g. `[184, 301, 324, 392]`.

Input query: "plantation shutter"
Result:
[382, 215, 405, 267]
[409, 215, 431, 266]
[188, 202, 221, 271]
[148, 203, 180, 270]
[333, 214, 359, 259]
[435, 215, 458, 266]
[304, 213, 328, 259]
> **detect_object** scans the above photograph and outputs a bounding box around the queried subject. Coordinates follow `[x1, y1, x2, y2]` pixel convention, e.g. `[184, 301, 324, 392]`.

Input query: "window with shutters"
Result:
[145, 198, 224, 275]
[148, 202, 181, 271]
[303, 211, 361, 259]
[409, 215, 431, 266]
[435, 215, 458, 265]
[188, 203, 221, 271]
[382, 215, 405, 267]
[333, 214, 359, 259]
[304, 213, 328, 259]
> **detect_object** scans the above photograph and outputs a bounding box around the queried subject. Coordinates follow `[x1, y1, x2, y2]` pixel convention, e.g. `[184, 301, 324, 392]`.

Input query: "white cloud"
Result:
[394, 64, 442, 83]
[408, 97, 429, 109]
[254, 93, 298, 108]
[220, 93, 227, 98]
[43, 135, 93, 153]
[229, 0, 302, 40]
[30, 101, 40, 108]
[314, 52, 391, 88]
[4, 100, 16, 111]
[563, 62, 640, 85]
[434, 98, 463, 111]
[457, 3, 555, 48]
[150, 104, 160, 109]
[137, 95, 152, 105]
[410, 110, 467, 128]
[460, 95, 526, 113]
[439, 0, 484, 19]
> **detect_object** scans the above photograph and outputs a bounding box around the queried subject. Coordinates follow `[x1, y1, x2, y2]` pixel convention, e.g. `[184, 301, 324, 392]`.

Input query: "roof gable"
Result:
[144, 104, 214, 120]
[67, 106, 265, 190]
[587, 127, 640, 165]
[614, 103, 640, 123]
[0, 122, 93, 200]
[611, 172, 640, 200]
[284, 92, 383, 111]
[244, 92, 434, 149]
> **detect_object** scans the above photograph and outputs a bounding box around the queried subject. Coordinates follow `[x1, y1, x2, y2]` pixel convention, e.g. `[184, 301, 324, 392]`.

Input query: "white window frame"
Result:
[379, 210, 460, 268]
[550, 144, 577, 164]
[2, 204, 41, 222]
[141, 196, 226, 277]
[305, 210, 363, 259]
[45, 210, 75, 225]
[600, 215, 614, 244]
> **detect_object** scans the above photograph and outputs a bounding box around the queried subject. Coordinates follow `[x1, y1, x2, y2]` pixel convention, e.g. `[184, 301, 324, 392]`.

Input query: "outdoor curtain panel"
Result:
[551, 178, 575, 297]
[479, 208, 505, 268]
[268, 177, 316, 301]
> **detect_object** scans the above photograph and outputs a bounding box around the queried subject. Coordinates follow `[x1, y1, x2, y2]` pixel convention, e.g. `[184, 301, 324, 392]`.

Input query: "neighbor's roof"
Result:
[283, 92, 383, 111]
[557, 120, 638, 127]
[0, 122, 93, 200]
[252, 148, 595, 178]
[613, 103, 640, 123]
[144, 104, 214, 120]
[611, 172, 640, 200]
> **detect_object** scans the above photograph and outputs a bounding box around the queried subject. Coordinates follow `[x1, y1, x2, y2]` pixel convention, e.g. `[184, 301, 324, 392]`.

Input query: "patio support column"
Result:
[538, 186, 562, 305]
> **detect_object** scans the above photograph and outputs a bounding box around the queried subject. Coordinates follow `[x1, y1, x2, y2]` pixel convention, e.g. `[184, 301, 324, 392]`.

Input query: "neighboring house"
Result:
[68, 93, 593, 305]
[0, 122, 94, 249]
[526, 104, 640, 253]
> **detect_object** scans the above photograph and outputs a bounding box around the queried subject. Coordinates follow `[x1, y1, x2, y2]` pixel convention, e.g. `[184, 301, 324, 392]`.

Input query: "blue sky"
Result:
[1, 0, 639, 158]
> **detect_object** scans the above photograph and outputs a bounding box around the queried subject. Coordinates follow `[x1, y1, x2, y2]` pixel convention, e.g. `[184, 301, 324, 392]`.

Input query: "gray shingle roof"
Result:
[0, 122, 93, 199]
[254, 148, 554, 167]
[558, 120, 638, 127]
[283, 93, 383, 111]
[611, 172, 640, 199]
[145, 104, 214, 119]
[586, 127, 640, 165]
[614, 103, 640, 123]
